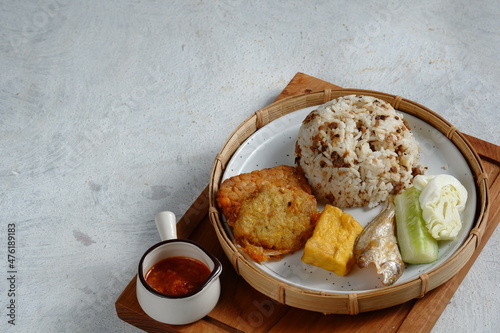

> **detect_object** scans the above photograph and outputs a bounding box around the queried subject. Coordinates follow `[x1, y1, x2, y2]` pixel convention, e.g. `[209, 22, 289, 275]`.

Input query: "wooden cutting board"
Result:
[115, 72, 500, 333]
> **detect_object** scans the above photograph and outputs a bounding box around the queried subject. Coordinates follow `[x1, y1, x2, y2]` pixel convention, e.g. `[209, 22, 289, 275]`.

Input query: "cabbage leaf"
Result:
[413, 174, 468, 241]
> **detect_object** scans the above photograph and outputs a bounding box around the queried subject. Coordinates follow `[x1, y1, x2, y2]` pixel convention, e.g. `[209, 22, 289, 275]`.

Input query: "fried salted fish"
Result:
[353, 198, 405, 286]
[232, 184, 319, 263]
[217, 165, 312, 225]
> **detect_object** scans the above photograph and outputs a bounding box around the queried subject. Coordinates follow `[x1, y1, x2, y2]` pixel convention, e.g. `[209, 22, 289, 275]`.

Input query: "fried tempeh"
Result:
[217, 165, 312, 225]
[232, 184, 319, 262]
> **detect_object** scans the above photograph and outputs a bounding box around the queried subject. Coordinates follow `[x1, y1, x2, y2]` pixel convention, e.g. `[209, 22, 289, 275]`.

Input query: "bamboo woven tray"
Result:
[208, 85, 489, 314]
[115, 73, 500, 332]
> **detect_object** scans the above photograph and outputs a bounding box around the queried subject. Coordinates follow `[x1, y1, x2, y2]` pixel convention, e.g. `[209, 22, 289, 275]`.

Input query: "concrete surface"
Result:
[0, 1, 498, 332]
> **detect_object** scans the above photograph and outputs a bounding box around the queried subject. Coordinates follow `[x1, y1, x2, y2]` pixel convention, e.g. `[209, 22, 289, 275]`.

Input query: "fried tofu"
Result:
[301, 205, 363, 276]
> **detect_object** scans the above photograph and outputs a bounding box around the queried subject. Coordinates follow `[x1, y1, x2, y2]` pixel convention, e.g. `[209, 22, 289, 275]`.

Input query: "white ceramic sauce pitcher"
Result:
[136, 211, 222, 325]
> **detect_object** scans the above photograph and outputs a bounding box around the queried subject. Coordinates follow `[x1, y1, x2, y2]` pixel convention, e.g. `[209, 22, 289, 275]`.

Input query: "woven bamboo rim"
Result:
[208, 89, 489, 314]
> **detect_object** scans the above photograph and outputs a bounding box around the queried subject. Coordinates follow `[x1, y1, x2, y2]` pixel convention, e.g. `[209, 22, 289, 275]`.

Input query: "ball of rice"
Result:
[295, 95, 424, 208]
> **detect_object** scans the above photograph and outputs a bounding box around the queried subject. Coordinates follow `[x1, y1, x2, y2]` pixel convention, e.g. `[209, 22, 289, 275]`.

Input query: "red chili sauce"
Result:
[145, 256, 211, 296]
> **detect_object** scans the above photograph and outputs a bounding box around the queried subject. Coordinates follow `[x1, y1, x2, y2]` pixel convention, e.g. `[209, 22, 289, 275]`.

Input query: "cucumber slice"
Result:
[395, 187, 438, 264]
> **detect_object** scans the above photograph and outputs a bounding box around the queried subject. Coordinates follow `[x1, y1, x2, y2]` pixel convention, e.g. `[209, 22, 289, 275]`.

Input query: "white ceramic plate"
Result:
[222, 106, 477, 293]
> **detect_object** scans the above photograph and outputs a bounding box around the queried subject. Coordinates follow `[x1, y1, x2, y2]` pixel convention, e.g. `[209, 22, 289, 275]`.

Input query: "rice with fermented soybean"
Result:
[295, 95, 424, 208]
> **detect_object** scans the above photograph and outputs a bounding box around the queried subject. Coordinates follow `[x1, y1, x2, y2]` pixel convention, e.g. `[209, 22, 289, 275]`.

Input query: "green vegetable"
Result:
[395, 187, 438, 265]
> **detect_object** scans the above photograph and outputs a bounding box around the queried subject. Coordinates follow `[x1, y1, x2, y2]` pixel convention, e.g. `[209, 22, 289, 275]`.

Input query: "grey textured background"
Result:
[1, 1, 498, 332]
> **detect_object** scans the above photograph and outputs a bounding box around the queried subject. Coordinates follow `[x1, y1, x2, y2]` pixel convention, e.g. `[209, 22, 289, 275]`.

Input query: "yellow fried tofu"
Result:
[301, 205, 363, 276]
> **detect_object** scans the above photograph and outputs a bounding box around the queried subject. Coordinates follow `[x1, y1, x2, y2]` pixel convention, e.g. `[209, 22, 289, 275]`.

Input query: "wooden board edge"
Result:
[463, 134, 500, 163]
[274, 72, 343, 101]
